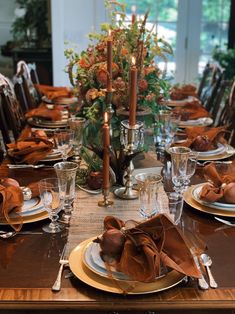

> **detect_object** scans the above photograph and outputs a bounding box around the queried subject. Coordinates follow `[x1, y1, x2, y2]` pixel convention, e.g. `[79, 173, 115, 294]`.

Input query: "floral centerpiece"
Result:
[65, 1, 173, 184]
[65, 1, 172, 129]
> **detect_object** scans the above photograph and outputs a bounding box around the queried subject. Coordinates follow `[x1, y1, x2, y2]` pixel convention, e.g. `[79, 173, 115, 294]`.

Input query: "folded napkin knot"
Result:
[0, 179, 23, 231]
[25, 103, 62, 121]
[174, 126, 227, 151]
[7, 135, 53, 165]
[96, 215, 200, 283]
[200, 164, 235, 203]
[173, 100, 210, 121]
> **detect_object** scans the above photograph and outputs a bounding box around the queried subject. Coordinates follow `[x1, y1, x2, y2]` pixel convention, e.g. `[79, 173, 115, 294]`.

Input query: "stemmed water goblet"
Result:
[54, 161, 78, 224]
[54, 129, 74, 161]
[154, 110, 181, 151]
[39, 178, 66, 233]
[67, 117, 86, 162]
[168, 146, 191, 195]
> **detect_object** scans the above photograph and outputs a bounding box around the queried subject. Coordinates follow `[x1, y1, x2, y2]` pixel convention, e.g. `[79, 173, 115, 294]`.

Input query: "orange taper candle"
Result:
[129, 56, 137, 127]
[107, 30, 113, 92]
[131, 5, 136, 24]
[103, 112, 110, 190]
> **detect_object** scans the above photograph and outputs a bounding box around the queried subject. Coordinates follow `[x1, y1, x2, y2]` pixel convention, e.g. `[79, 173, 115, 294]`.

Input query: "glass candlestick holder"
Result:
[114, 120, 144, 200]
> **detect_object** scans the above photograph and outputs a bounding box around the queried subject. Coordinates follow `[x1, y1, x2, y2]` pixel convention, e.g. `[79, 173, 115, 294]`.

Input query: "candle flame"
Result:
[131, 56, 136, 66]
[131, 5, 136, 13]
[104, 112, 109, 123]
[108, 29, 112, 36]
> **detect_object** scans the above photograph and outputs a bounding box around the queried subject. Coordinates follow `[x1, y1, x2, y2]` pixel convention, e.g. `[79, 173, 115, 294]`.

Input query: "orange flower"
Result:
[139, 79, 148, 92]
[120, 47, 128, 56]
[78, 57, 93, 69]
[85, 88, 99, 103]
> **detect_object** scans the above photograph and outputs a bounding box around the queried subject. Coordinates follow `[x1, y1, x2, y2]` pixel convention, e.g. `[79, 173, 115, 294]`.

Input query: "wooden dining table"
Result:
[0, 154, 235, 314]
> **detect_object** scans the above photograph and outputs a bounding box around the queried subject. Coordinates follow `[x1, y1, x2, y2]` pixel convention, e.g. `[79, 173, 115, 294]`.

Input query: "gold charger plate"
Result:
[69, 237, 186, 295]
[184, 185, 235, 217]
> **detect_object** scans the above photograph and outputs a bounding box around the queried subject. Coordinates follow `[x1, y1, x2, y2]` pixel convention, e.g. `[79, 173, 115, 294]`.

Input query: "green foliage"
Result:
[64, 0, 173, 149]
[212, 47, 235, 80]
[11, 0, 50, 48]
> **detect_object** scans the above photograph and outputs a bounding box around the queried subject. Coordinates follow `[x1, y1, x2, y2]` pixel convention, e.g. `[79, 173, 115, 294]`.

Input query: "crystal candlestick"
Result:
[114, 120, 144, 200]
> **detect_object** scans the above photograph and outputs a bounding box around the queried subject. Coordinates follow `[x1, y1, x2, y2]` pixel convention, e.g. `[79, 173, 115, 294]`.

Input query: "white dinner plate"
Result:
[0, 195, 48, 225]
[195, 143, 226, 157]
[84, 241, 131, 281]
[192, 184, 235, 211]
[179, 117, 213, 127]
[27, 117, 68, 128]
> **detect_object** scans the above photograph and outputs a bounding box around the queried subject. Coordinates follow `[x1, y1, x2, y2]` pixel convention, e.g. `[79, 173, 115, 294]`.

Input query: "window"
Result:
[118, 0, 230, 83]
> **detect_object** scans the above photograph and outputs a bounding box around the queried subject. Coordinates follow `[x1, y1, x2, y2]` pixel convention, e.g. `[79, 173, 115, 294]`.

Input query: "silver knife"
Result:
[193, 255, 209, 290]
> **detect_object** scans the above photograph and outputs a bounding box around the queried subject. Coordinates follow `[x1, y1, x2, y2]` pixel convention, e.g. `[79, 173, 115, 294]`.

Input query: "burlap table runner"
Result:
[67, 185, 168, 251]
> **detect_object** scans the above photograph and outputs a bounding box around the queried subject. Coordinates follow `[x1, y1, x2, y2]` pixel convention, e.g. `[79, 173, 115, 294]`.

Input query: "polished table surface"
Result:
[1, 157, 235, 314]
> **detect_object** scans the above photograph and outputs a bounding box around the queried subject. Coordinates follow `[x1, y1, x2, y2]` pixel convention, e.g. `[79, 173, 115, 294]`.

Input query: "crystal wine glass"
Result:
[39, 178, 66, 233]
[168, 146, 191, 195]
[67, 117, 86, 162]
[54, 161, 78, 224]
[54, 129, 74, 161]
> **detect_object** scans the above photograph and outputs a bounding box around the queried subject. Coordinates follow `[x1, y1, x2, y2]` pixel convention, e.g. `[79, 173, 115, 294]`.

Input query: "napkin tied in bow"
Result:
[200, 164, 235, 203]
[173, 100, 210, 121]
[0, 183, 23, 231]
[98, 215, 200, 283]
[7, 133, 53, 165]
[25, 103, 62, 121]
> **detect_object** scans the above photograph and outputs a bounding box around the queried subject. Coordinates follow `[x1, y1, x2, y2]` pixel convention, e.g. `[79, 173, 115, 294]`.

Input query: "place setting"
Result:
[184, 162, 235, 218]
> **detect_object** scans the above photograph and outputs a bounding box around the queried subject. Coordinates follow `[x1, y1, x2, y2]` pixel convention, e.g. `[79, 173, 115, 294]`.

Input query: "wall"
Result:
[51, 0, 106, 86]
[0, 0, 16, 78]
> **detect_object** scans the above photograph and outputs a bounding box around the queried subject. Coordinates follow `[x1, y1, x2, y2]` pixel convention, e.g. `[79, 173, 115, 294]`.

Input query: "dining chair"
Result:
[216, 80, 235, 145]
[210, 80, 233, 125]
[14, 60, 40, 110]
[198, 62, 224, 112]
[0, 96, 12, 147]
[0, 73, 26, 145]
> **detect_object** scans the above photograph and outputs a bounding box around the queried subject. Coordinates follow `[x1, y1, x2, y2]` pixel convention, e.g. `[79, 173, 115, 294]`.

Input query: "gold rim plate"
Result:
[27, 118, 67, 129]
[197, 144, 235, 161]
[0, 196, 48, 225]
[69, 237, 185, 295]
[184, 185, 235, 217]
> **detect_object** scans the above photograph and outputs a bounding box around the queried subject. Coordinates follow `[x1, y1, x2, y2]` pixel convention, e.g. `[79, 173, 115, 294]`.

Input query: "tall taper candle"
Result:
[103, 112, 110, 189]
[129, 56, 137, 127]
[131, 5, 136, 24]
[107, 30, 113, 92]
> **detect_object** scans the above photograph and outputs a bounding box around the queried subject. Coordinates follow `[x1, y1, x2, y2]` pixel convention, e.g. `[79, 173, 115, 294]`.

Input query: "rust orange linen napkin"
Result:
[170, 84, 198, 100]
[174, 126, 227, 151]
[0, 180, 23, 231]
[0, 179, 41, 231]
[34, 84, 72, 100]
[173, 100, 210, 121]
[25, 103, 62, 121]
[98, 215, 200, 283]
[7, 136, 53, 164]
[200, 164, 235, 203]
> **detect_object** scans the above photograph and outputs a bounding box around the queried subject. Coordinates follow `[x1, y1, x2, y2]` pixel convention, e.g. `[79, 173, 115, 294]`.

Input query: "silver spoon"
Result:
[0, 231, 43, 239]
[200, 253, 218, 288]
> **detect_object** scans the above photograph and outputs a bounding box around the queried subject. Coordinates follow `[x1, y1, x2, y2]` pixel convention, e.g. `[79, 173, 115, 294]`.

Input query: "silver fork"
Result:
[52, 243, 69, 292]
